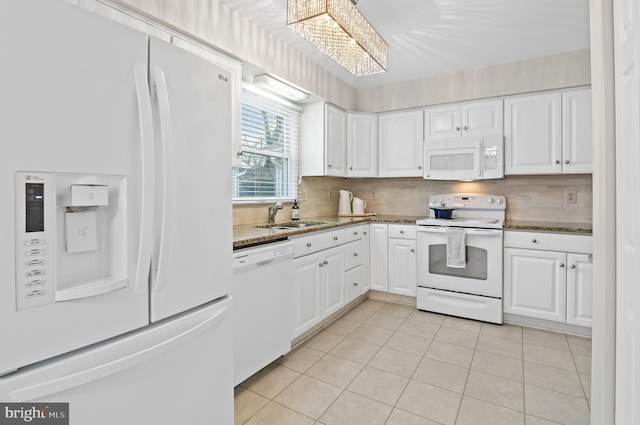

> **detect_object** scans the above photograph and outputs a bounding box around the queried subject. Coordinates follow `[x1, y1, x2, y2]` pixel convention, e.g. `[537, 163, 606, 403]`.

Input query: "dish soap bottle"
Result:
[291, 199, 300, 221]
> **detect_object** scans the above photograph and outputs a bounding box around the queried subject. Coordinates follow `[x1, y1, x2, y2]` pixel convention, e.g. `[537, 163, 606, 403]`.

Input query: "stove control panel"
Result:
[429, 193, 506, 210]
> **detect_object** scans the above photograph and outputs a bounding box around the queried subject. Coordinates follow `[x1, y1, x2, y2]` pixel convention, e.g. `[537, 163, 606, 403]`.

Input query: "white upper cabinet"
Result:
[301, 102, 347, 176]
[505, 89, 592, 175]
[378, 110, 424, 177]
[325, 104, 347, 176]
[425, 99, 503, 141]
[347, 112, 377, 177]
[562, 89, 593, 174]
[504, 92, 562, 175]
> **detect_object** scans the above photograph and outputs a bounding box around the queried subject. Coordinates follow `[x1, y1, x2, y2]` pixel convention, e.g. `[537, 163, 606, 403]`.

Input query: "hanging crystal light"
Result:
[287, 0, 388, 76]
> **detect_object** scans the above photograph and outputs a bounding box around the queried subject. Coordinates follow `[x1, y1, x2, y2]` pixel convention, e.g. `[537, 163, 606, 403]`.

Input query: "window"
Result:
[232, 87, 300, 202]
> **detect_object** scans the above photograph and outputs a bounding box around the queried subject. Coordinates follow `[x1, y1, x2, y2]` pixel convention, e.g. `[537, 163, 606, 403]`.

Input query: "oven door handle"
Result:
[417, 227, 503, 237]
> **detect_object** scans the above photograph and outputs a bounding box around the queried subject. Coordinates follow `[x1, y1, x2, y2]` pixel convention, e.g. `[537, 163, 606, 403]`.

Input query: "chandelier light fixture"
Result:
[287, 0, 388, 76]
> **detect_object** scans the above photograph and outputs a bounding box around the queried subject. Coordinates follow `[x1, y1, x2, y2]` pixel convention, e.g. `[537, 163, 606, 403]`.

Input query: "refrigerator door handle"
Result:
[152, 66, 175, 294]
[8, 305, 228, 402]
[133, 62, 155, 296]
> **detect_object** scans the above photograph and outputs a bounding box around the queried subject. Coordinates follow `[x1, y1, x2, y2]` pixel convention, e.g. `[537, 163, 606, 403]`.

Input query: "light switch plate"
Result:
[65, 211, 98, 253]
[565, 190, 577, 204]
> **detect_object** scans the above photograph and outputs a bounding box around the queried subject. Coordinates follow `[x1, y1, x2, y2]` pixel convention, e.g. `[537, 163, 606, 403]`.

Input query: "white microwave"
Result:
[423, 135, 504, 180]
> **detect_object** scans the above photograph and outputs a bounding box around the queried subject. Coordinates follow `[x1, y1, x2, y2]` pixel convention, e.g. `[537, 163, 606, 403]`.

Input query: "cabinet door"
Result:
[347, 113, 377, 177]
[566, 253, 593, 327]
[322, 246, 345, 317]
[369, 224, 388, 291]
[325, 104, 347, 176]
[345, 266, 363, 303]
[505, 93, 562, 175]
[425, 105, 461, 139]
[562, 89, 593, 174]
[292, 253, 322, 338]
[378, 110, 424, 177]
[504, 248, 566, 322]
[388, 239, 417, 297]
[361, 226, 371, 293]
[462, 99, 503, 137]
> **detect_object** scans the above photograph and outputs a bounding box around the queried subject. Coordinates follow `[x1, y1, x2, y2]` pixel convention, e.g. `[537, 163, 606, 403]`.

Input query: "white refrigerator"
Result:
[0, 0, 234, 423]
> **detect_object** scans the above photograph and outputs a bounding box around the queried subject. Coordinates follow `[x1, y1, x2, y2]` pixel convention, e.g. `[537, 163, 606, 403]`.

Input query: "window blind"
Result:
[232, 86, 301, 202]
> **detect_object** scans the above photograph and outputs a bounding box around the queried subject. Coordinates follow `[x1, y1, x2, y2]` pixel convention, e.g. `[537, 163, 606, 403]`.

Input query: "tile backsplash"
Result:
[233, 175, 592, 225]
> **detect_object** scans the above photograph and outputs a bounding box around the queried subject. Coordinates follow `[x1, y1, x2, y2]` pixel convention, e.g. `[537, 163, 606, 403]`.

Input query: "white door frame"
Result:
[589, 0, 617, 424]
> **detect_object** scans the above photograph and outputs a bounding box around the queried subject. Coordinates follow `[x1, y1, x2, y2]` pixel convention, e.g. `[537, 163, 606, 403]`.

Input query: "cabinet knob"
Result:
[354, 231, 358, 235]
[237, 150, 243, 156]
[363, 231, 367, 235]
[333, 236, 339, 241]
[555, 160, 560, 165]
[456, 127, 460, 131]
[328, 164, 332, 168]
[400, 230, 404, 234]
[324, 260, 329, 265]
[319, 262, 324, 267]
[353, 253, 358, 257]
[565, 160, 570, 164]
[560, 263, 565, 268]
[411, 248, 415, 253]
[353, 282, 358, 286]
[349, 166, 353, 170]
[570, 264, 576, 269]
[531, 239, 537, 243]
[307, 242, 312, 247]
[463, 126, 468, 131]
[417, 165, 422, 170]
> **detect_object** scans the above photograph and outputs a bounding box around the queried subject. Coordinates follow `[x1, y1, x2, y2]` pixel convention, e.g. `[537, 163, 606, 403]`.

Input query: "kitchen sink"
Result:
[254, 221, 329, 230]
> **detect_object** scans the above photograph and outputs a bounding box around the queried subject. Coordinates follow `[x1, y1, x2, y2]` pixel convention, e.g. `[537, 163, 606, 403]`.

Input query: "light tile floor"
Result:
[234, 300, 591, 425]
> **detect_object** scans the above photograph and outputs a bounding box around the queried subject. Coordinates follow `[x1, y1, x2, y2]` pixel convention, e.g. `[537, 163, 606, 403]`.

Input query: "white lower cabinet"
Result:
[566, 253, 594, 327]
[292, 253, 323, 337]
[293, 246, 344, 338]
[504, 231, 593, 328]
[504, 248, 567, 322]
[369, 223, 389, 291]
[388, 225, 417, 297]
[291, 225, 368, 339]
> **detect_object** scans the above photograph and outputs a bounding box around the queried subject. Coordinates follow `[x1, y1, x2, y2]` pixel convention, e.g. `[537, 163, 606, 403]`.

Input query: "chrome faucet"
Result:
[268, 202, 283, 224]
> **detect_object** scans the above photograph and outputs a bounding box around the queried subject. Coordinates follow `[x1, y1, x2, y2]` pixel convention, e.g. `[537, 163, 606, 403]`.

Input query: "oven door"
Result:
[416, 227, 503, 297]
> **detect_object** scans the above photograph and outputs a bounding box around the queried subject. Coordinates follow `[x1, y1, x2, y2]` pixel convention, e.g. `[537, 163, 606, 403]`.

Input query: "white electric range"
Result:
[416, 193, 506, 324]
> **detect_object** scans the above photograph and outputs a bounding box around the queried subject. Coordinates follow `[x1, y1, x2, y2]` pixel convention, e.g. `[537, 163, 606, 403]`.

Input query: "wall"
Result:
[357, 49, 591, 112]
[233, 174, 592, 225]
[111, 0, 358, 110]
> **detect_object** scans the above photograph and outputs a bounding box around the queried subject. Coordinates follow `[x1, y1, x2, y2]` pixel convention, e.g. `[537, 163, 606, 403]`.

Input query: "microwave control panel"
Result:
[15, 172, 55, 310]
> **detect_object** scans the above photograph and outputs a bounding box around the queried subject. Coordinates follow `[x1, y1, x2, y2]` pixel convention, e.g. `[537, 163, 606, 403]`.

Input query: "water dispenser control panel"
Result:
[15, 172, 55, 310]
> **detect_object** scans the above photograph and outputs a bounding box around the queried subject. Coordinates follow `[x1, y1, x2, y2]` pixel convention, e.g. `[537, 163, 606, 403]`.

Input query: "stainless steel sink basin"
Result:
[254, 221, 328, 230]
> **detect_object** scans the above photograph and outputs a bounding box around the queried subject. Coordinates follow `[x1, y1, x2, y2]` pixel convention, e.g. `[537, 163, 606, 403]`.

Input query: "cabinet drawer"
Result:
[388, 224, 416, 239]
[343, 240, 362, 270]
[504, 231, 592, 253]
[344, 225, 364, 243]
[292, 229, 345, 258]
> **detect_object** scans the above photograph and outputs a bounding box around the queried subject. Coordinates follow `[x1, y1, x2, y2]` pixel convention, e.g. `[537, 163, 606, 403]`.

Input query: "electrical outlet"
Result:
[565, 190, 577, 204]
[370, 191, 376, 199]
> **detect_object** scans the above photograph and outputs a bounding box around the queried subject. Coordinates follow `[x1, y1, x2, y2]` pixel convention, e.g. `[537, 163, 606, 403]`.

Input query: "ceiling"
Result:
[217, 0, 591, 90]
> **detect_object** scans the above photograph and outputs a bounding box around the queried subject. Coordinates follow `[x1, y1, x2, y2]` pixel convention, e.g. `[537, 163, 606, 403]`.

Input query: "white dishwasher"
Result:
[232, 240, 295, 386]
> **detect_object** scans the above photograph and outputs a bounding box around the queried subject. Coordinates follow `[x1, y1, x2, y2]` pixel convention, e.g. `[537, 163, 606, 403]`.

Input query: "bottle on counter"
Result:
[291, 199, 300, 220]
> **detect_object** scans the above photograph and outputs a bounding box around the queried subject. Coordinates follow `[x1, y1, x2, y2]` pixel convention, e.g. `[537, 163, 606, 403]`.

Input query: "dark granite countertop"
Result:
[233, 215, 423, 249]
[505, 220, 592, 235]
